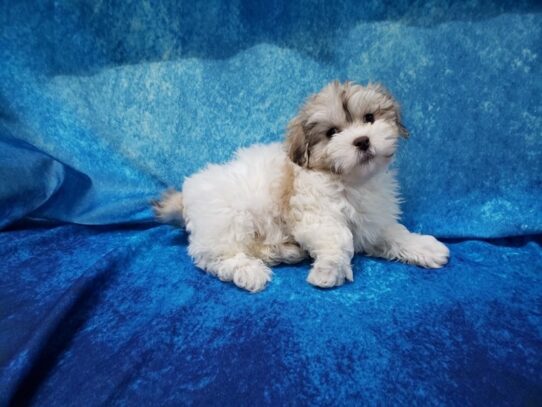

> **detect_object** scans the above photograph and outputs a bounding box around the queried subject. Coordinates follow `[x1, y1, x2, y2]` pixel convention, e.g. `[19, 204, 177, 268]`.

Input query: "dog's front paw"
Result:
[400, 234, 449, 269]
[233, 262, 272, 293]
[307, 260, 353, 288]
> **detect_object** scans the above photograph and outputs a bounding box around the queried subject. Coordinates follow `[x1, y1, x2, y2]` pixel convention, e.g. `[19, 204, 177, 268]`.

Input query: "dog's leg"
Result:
[370, 223, 449, 268]
[293, 220, 354, 288]
[198, 253, 272, 293]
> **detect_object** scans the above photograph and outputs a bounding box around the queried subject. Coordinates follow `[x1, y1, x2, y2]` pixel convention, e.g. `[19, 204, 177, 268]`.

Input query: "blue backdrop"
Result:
[1, 1, 541, 405]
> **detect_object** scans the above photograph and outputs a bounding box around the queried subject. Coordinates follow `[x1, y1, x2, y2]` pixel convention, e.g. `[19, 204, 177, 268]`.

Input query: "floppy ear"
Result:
[396, 108, 409, 138]
[285, 116, 309, 167]
[372, 82, 409, 139]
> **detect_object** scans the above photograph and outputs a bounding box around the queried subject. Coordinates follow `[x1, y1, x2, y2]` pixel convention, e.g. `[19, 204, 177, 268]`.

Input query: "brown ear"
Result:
[373, 82, 409, 139]
[396, 110, 409, 138]
[285, 116, 309, 167]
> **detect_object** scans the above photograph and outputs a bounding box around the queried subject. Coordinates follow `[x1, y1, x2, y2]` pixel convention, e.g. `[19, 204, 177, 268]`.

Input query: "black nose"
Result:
[353, 136, 370, 151]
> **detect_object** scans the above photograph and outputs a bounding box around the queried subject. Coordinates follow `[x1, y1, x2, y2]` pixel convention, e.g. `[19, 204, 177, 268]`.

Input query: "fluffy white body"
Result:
[154, 81, 449, 292]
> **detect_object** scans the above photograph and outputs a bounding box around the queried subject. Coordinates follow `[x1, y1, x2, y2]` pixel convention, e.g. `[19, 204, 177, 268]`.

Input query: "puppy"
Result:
[154, 81, 449, 292]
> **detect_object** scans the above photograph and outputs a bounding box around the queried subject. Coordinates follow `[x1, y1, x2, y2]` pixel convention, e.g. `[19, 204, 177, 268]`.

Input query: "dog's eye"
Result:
[326, 127, 339, 138]
[363, 113, 375, 124]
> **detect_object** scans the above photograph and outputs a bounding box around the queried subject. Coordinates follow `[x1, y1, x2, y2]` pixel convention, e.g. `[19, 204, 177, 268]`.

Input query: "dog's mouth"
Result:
[359, 152, 394, 165]
[358, 151, 375, 165]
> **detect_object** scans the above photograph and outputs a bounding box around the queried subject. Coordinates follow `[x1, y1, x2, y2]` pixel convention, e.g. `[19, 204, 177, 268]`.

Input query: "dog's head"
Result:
[285, 81, 408, 179]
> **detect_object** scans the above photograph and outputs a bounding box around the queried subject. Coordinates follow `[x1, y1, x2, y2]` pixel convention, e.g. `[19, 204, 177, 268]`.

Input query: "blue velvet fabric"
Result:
[1, 0, 541, 405]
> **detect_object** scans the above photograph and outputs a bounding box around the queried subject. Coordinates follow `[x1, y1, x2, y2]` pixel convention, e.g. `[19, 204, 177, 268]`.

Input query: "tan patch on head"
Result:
[341, 89, 353, 123]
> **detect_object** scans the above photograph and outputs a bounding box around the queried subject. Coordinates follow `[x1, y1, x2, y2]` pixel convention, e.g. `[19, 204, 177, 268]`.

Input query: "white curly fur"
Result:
[154, 81, 449, 292]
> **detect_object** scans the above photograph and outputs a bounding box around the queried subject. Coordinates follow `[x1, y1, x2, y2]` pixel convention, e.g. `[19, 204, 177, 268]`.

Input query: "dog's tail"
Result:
[152, 189, 185, 227]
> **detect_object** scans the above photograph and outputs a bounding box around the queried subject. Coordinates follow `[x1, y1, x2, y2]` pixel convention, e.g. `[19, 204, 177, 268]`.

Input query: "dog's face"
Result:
[286, 81, 408, 179]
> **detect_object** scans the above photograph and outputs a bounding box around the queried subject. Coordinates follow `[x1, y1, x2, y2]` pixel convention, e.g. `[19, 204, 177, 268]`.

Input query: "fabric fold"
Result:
[0, 237, 137, 406]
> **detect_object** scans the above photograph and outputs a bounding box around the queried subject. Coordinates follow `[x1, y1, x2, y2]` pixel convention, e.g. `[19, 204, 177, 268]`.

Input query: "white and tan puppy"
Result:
[154, 81, 449, 292]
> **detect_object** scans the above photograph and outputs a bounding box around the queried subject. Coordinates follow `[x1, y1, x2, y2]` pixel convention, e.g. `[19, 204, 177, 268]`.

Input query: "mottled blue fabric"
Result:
[1, 225, 541, 405]
[1, 0, 541, 405]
